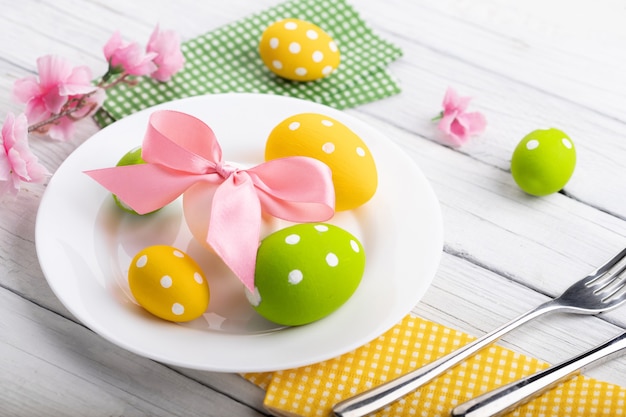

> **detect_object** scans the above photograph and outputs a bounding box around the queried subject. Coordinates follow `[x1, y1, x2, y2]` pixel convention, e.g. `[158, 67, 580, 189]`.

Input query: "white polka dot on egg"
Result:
[326, 252, 339, 267]
[269, 38, 279, 49]
[356, 147, 366, 157]
[173, 250, 184, 258]
[315, 224, 329, 232]
[526, 139, 540, 150]
[136, 254, 148, 268]
[285, 234, 301, 244]
[350, 240, 360, 253]
[306, 29, 318, 40]
[160, 275, 173, 288]
[322, 142, 335, 154]
[312, 51, 324, 63]
[288, 269, 304, 284]
[194, 272, 204, 284]
[285, 21, 298, 30]
[321, 119, 333, 127]
[172, 303, 185, 315]
[289, 42, 301, 54]
[245, 286, 261, 307]
[562, 138, 573, 149]
[289, 121, 300, 131]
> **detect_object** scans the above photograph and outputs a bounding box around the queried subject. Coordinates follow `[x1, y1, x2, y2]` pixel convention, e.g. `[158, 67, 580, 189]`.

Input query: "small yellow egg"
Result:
[265, 113, 378, 211]
[128, 245, 210, 322]
[259, 18, 340, 81]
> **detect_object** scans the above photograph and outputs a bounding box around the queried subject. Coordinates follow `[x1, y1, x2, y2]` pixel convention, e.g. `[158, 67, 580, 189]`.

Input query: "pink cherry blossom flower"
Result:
[13, 55, 103, 140]
[146, 25, 185, 82]
[435, 87, 487, 147]
[0, 113, 49, 197]
[103, 31, 157, 77]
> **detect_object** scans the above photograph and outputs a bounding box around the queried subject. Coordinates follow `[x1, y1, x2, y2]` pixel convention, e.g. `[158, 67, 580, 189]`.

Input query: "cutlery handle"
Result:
[332, 303, 560, 417]
[451, 331, 626, 417]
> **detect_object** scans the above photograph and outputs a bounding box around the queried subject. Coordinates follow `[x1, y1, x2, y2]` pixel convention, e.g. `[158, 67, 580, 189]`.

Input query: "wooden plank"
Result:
[0, 287, 266, 416]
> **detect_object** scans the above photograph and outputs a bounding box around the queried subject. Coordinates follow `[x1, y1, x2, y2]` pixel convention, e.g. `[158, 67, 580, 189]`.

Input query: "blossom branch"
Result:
[27, 90, 100, 133]
[2, 24, 185, 199]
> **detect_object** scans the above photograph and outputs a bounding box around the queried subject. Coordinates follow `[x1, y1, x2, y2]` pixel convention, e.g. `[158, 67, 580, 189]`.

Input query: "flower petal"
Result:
[103, 31, 124, 61]
[36, 55, 72, 89]
[442, 86, 471, 113]
[0, 113, 49, 198]
[12, 77, 41, 103]
[147, 25, 185, 82]
[458, 111, 487, 135]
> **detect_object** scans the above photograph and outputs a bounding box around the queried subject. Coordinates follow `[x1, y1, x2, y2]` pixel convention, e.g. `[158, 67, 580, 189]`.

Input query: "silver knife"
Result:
[451, 331, 626, 417]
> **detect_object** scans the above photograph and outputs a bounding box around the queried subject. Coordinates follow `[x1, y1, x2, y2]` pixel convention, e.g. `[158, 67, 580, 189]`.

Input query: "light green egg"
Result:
[247, 223, 365, 326]
[112, 146, 159, 215]
[511, 128, 576, 196]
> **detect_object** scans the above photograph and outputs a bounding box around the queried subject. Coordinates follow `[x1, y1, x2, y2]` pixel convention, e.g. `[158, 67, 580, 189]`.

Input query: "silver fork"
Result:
[332, 247, 626, 417]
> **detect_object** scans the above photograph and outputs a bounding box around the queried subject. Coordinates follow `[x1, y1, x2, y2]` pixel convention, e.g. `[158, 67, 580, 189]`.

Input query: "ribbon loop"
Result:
[85, 110, 335, 291]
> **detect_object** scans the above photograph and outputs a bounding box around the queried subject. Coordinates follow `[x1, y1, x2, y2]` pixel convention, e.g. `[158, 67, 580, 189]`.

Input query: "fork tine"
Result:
[601, 282, 626, 303]
[592, 264, 626, 294]
[586, 253, 626, 289]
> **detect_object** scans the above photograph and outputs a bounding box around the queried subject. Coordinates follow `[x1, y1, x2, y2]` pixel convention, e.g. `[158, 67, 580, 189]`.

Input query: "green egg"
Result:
[247, 223, 365, 326]
[511, 128, 576, 196]
[112, 146, 159, 215]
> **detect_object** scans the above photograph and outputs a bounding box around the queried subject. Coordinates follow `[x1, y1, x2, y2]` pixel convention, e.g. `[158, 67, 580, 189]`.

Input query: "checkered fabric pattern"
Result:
[94, 0, 402, 127]
[244, 315, 626, 417]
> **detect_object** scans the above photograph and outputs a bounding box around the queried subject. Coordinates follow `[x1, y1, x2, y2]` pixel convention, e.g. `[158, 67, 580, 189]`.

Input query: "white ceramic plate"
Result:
[36, 93, 443, 372]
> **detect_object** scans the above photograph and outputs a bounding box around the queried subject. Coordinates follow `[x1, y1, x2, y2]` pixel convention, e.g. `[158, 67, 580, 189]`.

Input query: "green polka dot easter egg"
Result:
[112, 146, 159, 215]
[246, 223, 365, 326]
[128, 245, 210, 322]
[511, 128, 576, 196]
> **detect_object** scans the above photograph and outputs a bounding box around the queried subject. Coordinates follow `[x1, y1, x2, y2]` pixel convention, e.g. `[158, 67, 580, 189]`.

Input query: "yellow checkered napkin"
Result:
[243, 315, 626, 417]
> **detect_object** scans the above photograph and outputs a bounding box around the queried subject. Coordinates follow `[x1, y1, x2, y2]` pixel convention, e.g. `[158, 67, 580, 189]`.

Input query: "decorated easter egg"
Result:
[259, 18, 340, 81]
[112, 146, 159, 215]
[128, 245, 210, 322]
[511, 128, 576, 196]
[246, 223, 365, 326]
[265, 113, 377, 211]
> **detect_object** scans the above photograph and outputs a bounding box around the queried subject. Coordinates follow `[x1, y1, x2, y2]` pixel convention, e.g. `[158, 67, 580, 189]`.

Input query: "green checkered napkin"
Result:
[94, 0, 403, 127]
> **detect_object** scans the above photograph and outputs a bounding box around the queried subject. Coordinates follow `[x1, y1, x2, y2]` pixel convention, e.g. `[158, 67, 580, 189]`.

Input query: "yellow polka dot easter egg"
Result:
[128, 245, 210, 322]
[259, 18, 340, 81]
[265, 113, 378, 211]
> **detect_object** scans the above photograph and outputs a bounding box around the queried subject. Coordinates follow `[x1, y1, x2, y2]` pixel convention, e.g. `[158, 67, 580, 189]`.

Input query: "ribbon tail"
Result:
[85, 164, 204, 214]
[207, 175, 261, 291]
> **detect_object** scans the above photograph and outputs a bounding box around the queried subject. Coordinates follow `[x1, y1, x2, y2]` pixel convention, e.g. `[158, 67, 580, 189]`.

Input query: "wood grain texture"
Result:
[1, 0, 625, 415]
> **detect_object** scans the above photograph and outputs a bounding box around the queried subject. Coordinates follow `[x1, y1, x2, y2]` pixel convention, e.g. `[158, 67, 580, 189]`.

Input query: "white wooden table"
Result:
[2, 1, 626, 415]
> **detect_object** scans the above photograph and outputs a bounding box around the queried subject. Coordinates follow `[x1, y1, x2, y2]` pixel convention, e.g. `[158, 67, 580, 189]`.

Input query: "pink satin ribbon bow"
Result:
[85, 110, 335, 291]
